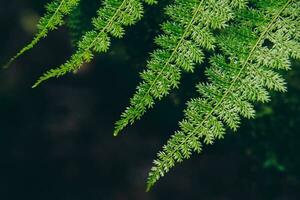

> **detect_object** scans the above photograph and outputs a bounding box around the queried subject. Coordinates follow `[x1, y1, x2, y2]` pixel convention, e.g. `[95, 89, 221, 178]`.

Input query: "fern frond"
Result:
[114, 0, 248, 136]
[146, 0, 299, 191]
[4, 0, 80, 68]
[32, 0, 157, 88]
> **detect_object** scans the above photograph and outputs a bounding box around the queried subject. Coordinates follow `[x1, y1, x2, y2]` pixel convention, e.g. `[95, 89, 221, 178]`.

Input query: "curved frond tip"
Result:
[3, 0, 80, 69]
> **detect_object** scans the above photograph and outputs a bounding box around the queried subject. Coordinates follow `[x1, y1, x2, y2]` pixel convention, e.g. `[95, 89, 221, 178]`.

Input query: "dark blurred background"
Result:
[0, 0, 299, 199]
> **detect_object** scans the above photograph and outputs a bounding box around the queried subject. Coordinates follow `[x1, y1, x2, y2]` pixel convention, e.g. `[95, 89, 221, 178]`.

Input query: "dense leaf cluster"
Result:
[3, 0, 299, 191]
[146, 0, 299, 190]
[114, 0, 247, 136]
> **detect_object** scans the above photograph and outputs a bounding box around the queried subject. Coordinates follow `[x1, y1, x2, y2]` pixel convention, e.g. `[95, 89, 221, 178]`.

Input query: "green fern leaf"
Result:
[114, 0, 248, 136]
[32, 0, 157, 88]
[4, 0, 80, 68]
[146, 0, 299, 191]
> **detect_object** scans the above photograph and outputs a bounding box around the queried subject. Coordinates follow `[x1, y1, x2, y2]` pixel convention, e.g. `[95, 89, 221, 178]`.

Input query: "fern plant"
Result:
[32, 0, 157, 88]
[114, 0, 248, 136]
[146, 0, 300, 190]
[2, 0, 299, 192]
[4, 0, 80, 68]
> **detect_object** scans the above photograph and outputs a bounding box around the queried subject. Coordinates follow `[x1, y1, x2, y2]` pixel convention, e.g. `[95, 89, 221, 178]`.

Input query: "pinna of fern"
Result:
[114, 0, 248, 136]
[32, 0, 157, 88]
[4, 0, 80, 68]
[146, 0, 300, 191]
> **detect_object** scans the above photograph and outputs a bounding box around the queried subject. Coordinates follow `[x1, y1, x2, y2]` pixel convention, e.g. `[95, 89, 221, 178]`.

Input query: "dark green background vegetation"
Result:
[0, 0, 299, 199]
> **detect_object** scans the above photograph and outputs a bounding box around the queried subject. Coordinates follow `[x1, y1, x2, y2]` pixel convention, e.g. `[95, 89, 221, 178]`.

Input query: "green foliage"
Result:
[146, 0, 299, 190]
[4, 0, 80, 68]
[3, 0, 300, 192]
[32, 0, 157, 88]
[114, 0, 248, 136]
